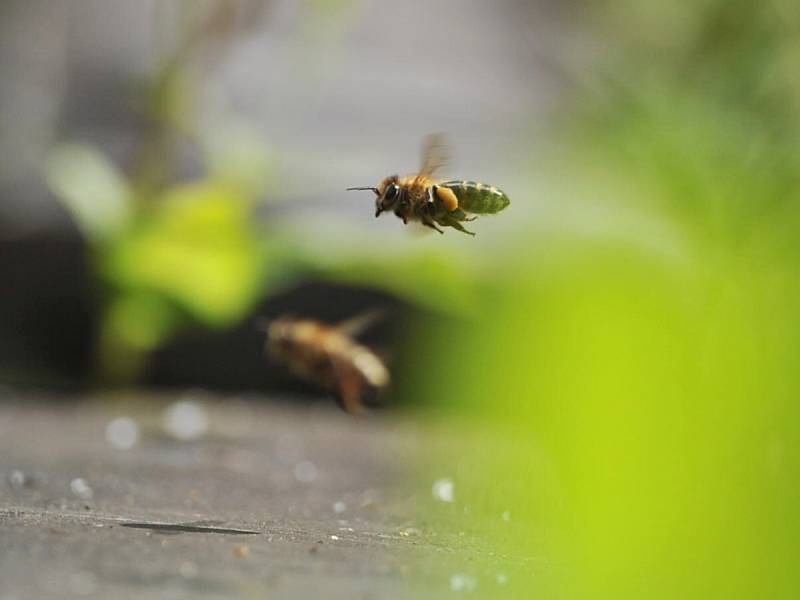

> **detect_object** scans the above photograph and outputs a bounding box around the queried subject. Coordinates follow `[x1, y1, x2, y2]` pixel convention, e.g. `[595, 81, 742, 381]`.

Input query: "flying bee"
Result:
[261, 312, 390, 415]
[347, 134, 510, 235]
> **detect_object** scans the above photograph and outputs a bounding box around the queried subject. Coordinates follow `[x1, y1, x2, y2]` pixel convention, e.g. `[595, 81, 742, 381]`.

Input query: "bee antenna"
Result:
[347, 187, 379, 193]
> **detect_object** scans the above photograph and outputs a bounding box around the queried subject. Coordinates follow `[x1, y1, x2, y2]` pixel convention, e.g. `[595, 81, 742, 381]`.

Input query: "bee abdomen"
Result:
[441, 180, 510, 214]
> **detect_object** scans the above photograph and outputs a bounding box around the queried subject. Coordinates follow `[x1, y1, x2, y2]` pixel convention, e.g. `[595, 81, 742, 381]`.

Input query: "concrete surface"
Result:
[0, 392, 461, 599]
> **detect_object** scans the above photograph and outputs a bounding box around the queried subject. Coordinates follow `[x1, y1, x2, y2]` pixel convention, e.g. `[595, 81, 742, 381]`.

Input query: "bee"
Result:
[261, 312, 389, 414]
[347, 134, 510, 235]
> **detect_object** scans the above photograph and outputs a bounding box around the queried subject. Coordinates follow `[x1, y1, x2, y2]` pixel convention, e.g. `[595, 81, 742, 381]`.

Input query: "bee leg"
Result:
[337, 367, 367, 415]
[450, 208, 476, 222]
[423, 219, 445, 234]
[440, 216, 476, 236]
[453, 209, 478, 224]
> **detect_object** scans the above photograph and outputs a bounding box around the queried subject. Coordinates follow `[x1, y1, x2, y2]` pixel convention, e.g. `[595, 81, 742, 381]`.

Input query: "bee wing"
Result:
[417, 132, 449, 179]
[335, 309, 386, 338]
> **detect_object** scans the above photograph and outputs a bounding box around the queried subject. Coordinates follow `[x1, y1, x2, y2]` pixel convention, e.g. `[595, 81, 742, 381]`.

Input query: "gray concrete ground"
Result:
[0, 393, 457, 599]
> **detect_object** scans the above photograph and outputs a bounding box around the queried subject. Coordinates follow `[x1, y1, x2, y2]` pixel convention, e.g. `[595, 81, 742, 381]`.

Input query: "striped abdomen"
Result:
[440, 180, 510, 214]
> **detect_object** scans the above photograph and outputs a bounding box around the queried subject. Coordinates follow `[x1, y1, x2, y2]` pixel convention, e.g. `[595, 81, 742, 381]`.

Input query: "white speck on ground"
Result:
[432, 478, 455, 503]
[8, 469, 26, 489]
[105, 417, 139, 450]
[450, 573, 477, 593]
[163, 400, 209, 441]
[69, 478, 93, 500]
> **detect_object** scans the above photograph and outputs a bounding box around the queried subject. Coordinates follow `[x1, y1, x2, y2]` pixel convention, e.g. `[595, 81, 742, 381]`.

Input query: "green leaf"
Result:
[102, 181, 265, 326]
[44, 143, 132, 242]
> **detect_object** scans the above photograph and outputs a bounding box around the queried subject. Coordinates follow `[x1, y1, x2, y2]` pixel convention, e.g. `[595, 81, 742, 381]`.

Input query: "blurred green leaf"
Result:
[103, 180, 265, 326]
[44, 143, 132, 242]
[407, 235, 800, 599]
[105, 292, 179, 352]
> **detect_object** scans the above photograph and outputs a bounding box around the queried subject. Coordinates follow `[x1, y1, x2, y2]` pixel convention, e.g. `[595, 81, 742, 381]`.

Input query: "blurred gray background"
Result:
[1, 0, 562, 235]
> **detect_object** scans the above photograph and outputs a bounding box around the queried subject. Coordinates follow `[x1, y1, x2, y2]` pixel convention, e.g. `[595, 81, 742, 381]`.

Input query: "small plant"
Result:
[45, 3, 272, 382]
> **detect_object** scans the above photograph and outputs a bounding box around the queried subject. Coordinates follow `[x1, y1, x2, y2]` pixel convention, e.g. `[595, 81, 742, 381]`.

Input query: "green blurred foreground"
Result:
[408, 234, 800, 598]
[406, 2, 800, 598]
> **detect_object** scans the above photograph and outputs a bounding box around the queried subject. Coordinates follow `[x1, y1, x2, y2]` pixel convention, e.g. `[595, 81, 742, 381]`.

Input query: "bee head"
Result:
[374, 175, 401, 217]
[263, 316, 296, 358]
[347, 176, 400, 217]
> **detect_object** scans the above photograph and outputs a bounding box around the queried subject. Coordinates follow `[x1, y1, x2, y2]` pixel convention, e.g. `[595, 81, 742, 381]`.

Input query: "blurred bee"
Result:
[262, 312, 389, 414]
[347, 134, 510, 235]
